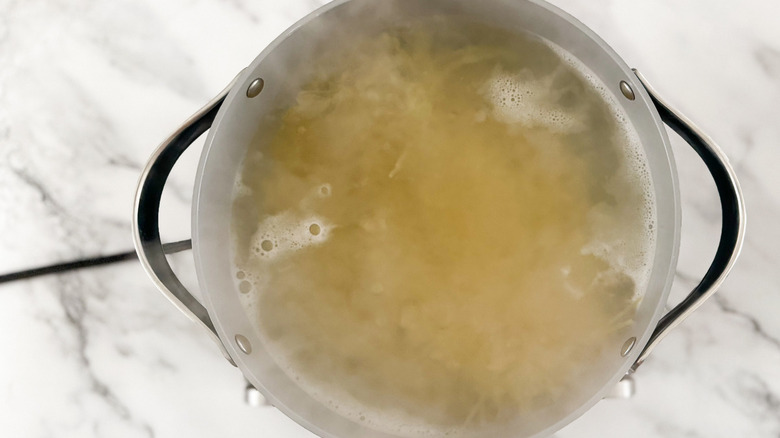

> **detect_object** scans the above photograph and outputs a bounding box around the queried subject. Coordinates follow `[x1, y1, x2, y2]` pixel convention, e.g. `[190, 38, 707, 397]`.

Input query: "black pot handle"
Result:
[132, 72, 244, 365]
[629, 70, 746, 372]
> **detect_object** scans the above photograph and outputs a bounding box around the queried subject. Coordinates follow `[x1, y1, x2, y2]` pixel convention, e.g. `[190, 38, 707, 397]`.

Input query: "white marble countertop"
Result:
[1, 0, 778, 437]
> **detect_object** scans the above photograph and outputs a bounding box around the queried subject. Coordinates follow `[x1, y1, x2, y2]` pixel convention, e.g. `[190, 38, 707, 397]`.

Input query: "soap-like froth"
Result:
[542, 40, 656, 297]
[482, 40, 656, 301]
[486, 71, 582, 132]
[248, 212, 330, 259]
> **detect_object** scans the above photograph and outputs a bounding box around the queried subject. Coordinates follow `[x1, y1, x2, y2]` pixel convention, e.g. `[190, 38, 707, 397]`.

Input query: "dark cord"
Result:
[0, 239, 192, 285]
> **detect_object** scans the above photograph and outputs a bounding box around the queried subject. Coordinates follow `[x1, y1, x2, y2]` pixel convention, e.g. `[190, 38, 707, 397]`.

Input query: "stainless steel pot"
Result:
[132, 1, 746, 437]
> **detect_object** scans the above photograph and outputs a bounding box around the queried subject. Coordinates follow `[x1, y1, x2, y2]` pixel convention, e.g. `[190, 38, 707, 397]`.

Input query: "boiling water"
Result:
[232, 19, 655, 437]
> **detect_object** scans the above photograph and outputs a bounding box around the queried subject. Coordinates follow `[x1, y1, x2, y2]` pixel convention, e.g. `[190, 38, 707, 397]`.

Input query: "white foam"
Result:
[483, 37, 656, 301]
[485, 70, 583, 133]
[248, 212, 331, 259]
[541, 39, 657, 299]
[234, 208, 333, 319]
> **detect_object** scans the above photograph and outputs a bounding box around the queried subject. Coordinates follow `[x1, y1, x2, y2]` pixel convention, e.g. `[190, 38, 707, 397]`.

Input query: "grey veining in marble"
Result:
[1, 0, 778, 437]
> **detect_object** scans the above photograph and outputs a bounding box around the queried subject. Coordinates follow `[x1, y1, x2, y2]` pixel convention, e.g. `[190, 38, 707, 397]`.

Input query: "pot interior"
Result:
[193, 1, 680, 437]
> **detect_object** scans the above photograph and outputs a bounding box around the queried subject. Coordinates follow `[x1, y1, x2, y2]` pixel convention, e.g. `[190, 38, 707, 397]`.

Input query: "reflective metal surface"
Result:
[246, 77, 265, 98]
[132, 71, 244, 366]
[620, 80, 636, 100]
[235, 334, 252, 354]
[245, 381, 270, 407]
[620, 337, 637, 358]
[606, 375, 636, 399]
[630, 69, 747, 372]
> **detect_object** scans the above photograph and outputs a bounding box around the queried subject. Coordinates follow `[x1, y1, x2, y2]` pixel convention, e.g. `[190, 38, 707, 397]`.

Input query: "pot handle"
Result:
[629, 70, 746, 372]
[132, 71, 244, 365]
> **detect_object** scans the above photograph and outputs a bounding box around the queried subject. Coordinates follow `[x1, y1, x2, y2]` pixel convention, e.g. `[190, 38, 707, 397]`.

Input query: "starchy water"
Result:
[231, 19, 656, 437]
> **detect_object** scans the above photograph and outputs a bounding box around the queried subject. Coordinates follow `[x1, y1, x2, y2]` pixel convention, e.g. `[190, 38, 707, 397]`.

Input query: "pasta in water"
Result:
[231, 19, 655, 437]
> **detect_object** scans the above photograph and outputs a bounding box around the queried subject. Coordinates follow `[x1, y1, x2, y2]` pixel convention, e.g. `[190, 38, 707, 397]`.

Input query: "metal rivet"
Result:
[620, 337, 636, 357]
[246, 78, 265, 98]
[235, 334, 252, 354]
[620, 80, 635, 101]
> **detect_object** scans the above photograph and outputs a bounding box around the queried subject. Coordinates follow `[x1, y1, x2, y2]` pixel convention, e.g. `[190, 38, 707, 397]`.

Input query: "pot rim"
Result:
[192, 1, 681, 437]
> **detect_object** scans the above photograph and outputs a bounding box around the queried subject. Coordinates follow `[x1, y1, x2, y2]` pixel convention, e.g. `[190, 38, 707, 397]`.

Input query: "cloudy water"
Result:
[231, 18, 655, 437]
